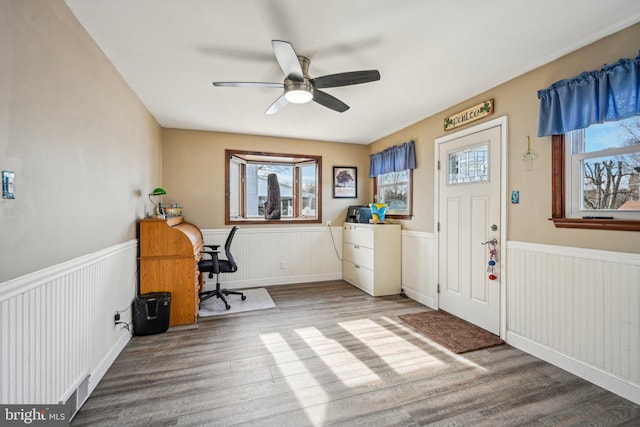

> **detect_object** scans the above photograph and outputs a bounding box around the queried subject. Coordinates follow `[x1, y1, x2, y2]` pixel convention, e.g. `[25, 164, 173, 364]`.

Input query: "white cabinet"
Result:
[342, 223, 401, 296]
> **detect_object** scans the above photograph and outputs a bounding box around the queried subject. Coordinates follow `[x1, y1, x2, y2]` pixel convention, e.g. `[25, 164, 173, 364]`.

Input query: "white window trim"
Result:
[565, 130, 640, 220]
[375, 170, 412, 217]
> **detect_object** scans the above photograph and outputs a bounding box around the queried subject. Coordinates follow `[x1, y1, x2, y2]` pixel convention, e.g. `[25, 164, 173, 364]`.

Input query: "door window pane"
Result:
[448, 145, 488, 184]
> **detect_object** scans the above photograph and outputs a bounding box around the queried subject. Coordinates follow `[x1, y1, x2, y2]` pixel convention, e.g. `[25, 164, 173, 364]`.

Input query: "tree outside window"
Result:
[226, 150, 321, 224]
[567, 116, 640, 219]
[374, 170, 412, 218]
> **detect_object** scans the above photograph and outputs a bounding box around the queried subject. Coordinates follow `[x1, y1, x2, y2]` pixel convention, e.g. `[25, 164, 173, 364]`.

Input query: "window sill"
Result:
[227, 218, 321, 225]
[386, 214, 412, 220]
[550, 135, 640, 232]
[551, 217, 640, 232]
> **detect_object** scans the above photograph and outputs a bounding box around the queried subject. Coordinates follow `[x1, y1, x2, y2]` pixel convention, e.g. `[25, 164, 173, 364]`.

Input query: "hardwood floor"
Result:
[72, 281, 640, 426]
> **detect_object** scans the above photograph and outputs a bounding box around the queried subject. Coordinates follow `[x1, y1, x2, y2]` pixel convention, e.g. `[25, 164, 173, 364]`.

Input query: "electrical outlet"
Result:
[326, 220, 332, 227]
[280, 261, 286, 269]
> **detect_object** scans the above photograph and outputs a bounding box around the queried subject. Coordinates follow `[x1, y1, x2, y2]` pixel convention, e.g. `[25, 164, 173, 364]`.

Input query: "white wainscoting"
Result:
[506, 241, 640, 404]
[0, 241, 137, 412]
[401, 230, 437, 308]
[201, 226, 343, 289]
[202, 227, 438, 304]
[4, 230, 636, 413]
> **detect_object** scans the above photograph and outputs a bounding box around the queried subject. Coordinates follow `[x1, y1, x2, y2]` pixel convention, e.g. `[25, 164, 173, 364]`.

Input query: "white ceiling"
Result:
[64, 0, 640, 144]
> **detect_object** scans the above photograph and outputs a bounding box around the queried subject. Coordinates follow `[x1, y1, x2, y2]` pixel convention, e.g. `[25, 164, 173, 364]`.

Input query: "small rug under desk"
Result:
[198, 287, 276, 317]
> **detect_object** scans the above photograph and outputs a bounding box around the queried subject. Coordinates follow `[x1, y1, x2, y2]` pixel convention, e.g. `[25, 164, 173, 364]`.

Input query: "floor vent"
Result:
[63, 374, 90, 420]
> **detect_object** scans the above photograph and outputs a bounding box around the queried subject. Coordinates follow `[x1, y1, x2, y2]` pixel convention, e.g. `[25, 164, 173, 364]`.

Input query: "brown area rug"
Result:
[398, 310, 504, 354]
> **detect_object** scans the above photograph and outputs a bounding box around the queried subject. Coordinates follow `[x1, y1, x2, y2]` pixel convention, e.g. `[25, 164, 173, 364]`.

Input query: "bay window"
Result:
[226, 150, 321, 224]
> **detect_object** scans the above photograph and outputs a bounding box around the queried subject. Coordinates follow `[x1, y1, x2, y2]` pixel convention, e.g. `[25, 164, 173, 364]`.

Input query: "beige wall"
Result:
[162, 129, 370, 229]
[164, 21, 640, 253]
[370, 22, 640, 254]
[3, 1, 636, 284]
[0, 1, 162, 282]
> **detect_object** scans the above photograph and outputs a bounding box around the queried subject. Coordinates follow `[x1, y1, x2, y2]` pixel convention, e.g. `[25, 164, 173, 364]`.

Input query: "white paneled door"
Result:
[438, 125, 501, 334]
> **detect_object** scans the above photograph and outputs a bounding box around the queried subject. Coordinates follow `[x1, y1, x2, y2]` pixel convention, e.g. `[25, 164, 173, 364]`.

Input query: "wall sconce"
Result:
[521, 136, 537, 171]
[148, 187, 167, 218]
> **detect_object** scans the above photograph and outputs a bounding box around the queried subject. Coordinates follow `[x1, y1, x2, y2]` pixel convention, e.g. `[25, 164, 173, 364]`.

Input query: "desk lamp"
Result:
[148, 187, 167, 218]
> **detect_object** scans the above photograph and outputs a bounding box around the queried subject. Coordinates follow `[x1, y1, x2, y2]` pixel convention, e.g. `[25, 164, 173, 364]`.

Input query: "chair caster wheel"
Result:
[241, 295, 247, 300]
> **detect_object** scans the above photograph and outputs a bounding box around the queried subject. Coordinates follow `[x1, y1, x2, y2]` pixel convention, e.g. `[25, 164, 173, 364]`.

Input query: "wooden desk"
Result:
[138, 217, 203, 326]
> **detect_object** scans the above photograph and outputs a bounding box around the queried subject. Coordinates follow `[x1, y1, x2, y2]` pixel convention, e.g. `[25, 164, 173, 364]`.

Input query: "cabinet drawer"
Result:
[343, 260, 373, 294]
[343, 243, 373, 269]
[343, 224, 374, 247]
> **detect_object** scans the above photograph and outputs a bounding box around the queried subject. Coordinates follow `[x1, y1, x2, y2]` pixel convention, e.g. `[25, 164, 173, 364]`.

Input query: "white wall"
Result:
[400, 230, 436, 308]
[200, 226, 343, 289]
[506, 241, 640, 404]
[0, 242, 136, 412]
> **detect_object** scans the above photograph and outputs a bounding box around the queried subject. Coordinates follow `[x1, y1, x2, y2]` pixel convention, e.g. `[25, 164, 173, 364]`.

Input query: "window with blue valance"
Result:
[537, 51, 640, 137]
[369, 140, 416, 177]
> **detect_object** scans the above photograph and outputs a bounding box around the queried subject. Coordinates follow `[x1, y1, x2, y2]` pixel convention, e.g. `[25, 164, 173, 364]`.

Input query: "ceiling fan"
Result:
[212, 40, 380, 114]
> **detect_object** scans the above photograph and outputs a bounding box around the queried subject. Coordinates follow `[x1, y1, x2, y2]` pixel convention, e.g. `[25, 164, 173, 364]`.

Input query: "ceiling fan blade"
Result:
[272, 40, 303, 80]
[213, 82, 283, 88]
[265, 94, 289, 115]
[313, 70, 380, 88]
[313, 90, 349, 113]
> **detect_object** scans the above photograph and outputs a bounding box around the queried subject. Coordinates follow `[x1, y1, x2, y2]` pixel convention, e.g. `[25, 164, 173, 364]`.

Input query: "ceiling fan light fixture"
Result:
[284, 80, 313, 104]
[285, 89, 313, 104]
[212, 41, 379, 114]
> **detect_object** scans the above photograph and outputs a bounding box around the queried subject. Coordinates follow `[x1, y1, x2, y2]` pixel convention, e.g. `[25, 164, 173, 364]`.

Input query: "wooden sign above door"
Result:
[444, 99, 494, 131]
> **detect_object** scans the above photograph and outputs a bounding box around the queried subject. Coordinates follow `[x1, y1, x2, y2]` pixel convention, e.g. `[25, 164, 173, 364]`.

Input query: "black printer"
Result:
[345, 205, 372, 223]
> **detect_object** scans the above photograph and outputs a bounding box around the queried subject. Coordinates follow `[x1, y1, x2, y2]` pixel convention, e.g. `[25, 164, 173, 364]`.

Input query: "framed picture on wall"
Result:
[333, 166, 357, 198]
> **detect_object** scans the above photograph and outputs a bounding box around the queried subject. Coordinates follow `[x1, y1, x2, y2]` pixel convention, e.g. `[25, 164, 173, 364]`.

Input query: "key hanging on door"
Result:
[487, 243, 497, 281]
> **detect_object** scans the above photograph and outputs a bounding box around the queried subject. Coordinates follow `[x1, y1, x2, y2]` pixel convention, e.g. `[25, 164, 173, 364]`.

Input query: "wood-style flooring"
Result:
[72, 281, 640, 426]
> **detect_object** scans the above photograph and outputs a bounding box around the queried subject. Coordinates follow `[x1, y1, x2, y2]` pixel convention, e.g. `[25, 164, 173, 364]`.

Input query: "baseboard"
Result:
[401, 286, 436, 309]
[506, 331, 640, 405]
[86, 331, 132, 403]
[202, 272, 343, 290]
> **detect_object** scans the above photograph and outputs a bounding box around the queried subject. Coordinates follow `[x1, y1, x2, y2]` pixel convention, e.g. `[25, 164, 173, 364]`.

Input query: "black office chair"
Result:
[198, 226, 246, 310]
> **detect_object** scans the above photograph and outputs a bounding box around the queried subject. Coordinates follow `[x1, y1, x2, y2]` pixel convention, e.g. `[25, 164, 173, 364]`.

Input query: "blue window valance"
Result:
[369, 140, 416, 178]
[537, 51, 640, 137]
